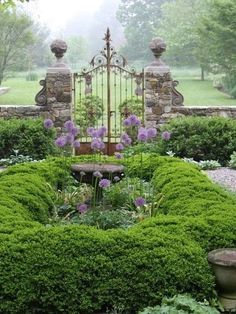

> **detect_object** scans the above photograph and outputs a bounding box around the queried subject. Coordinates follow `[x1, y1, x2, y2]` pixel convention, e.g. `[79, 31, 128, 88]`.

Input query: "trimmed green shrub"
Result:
[0, 156, 235, 313]
[159, 116, 236, 165]
[0, 118, 57, 159]
[0, 225, 213, 313]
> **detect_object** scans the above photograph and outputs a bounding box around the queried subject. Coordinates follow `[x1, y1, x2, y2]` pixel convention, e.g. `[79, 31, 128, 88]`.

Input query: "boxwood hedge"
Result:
[0, 155, 235, 313]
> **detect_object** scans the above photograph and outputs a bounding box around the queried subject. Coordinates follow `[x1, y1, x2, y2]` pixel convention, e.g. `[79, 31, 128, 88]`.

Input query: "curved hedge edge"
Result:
[0, 224, 214, 313]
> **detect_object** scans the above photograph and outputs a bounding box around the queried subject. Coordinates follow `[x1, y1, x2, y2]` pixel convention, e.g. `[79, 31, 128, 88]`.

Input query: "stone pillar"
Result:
[145, 37, 183, 129]
[35, 39, 73, 127]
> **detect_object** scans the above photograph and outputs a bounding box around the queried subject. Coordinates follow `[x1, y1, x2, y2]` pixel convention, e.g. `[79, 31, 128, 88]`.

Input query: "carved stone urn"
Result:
[50, 39, 68, 69]
[208, 248, 236, 311]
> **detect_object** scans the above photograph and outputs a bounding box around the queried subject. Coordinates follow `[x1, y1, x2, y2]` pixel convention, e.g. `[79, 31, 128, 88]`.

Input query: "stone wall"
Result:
[157, 106, 236, 127]
[0, 103, 71, 127]
[0, 39, 73, 128]
[144, 37, 236, 128]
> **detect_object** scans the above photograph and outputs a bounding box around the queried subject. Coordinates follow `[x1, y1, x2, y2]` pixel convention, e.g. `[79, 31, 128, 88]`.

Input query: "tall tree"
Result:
[66, 36, 89, 69]
[117, 0, 171, 62]
[0, 10, 35, 85]
[157, 0, 210, 79]
[0, 0, 29, 10]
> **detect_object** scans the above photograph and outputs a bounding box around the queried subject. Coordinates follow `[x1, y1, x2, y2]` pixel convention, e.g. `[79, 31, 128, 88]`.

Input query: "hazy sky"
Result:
[25, 0, 104, 35]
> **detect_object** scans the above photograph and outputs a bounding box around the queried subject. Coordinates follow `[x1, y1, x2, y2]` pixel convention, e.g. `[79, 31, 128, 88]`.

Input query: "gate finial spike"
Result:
[104, 27, 111, 43]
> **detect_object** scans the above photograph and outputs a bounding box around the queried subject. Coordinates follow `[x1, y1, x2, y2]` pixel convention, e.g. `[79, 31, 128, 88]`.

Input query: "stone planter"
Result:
[71, 163, 125, 200]
[208, 248, 236, 312]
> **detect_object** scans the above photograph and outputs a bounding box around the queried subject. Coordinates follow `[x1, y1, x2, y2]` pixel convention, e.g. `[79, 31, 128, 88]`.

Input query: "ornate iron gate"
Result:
[73, 28, 144, 155]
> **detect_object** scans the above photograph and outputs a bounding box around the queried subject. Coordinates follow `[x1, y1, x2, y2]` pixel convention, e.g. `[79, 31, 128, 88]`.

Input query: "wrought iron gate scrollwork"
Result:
[73, 28, 145, 155]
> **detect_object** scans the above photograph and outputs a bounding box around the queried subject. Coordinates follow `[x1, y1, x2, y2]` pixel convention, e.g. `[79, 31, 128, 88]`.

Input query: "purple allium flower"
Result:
[123, 118, 132, 127]
[66, 133, 74, 145]
[99, 179, 111, 189]
[137, 127, 148, 142]
[147, 127, 157, 139]
[91, 138, 105, 151]
[91, 130, 99, 138]
[162, 131, 171, 141]
[114, 176, 120, 182]
[124, 137, 132, 146]
[44, 119, 54, 129]
[134, 119, 141, 126]
[73, 140, 81, 149]
[70, 126, 79, 137]
[55, 136, 67, 148]
[129, 114, 140, 125]
[115, 143, 124, 151]
[87, 127, 95, 137]
[121, 133, 132, 146]
[114, 152, 123, 159]
[77, 203, 88, 214]
[134, 197, 146, 207]
[97, 126, 107, 138]
[93, 171, 103, 178]
[64, 120, 74, 132]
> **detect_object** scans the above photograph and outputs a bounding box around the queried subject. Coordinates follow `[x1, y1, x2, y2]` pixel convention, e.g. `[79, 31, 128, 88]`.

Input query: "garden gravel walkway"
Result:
[206, 167, 236, 192]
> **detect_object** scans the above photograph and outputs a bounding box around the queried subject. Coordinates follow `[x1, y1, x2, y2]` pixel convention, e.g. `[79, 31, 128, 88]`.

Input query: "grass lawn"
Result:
[0, 77, 43, 105]
[177, 79, 236, 106]
[0, 69, 236, 106]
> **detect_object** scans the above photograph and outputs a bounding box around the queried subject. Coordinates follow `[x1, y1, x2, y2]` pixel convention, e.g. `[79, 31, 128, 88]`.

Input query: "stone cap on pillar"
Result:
[145, 37, 170, 74]
[47, 39, 70, 73]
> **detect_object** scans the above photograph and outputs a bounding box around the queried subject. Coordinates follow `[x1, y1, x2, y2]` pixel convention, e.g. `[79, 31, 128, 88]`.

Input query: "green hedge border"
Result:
[0, 155, 235, 313]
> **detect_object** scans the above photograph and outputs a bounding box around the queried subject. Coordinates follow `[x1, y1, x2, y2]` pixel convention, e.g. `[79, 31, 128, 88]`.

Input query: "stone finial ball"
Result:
[149, 37, 166, 53]
[50, 39, 68, 58]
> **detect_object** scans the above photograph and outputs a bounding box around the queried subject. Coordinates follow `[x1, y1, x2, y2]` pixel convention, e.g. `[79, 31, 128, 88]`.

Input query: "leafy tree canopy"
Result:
[0, 0, 29, 10]
[117, 0, 171, 62]
[0, 10, 35, 85]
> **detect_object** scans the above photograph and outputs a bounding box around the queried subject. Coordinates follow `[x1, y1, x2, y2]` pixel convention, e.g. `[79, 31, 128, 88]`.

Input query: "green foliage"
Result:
[183, 158, 221, 170]
[0, 118, 57, 159]
[159, 116, 236, 165]
[0, 10, 34, 84]
[139, 294, 220, 314]
[76, 95, 103, 135]
[71, 207, 136, 230]
[0, 151, 34, 166]
[0, 224, 213, 313]
[198, 0, 236, 96]
[25, 72, 38, 81]
[119, 97, 143, 118]
[0, 156, 236, 312]
[158, 0, 209, 71]
[117, 0, 169, 61]
[229, 151, 236, 169]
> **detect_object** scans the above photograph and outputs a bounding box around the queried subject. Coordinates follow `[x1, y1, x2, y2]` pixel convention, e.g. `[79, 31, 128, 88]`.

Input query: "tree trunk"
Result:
[201, 66, 205, 81]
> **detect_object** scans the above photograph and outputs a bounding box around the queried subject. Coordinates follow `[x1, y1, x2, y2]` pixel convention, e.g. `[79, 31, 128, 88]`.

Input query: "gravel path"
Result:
[206, 167, 236, 192]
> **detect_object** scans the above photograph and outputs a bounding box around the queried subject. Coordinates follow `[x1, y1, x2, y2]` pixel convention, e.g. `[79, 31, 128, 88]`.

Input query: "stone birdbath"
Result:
[71, 163, 125, 200]
[208, 248, 236, 312]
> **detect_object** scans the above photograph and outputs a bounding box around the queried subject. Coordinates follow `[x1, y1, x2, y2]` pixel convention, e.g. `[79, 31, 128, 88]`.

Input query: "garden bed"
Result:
[0, 154, 235, 313]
